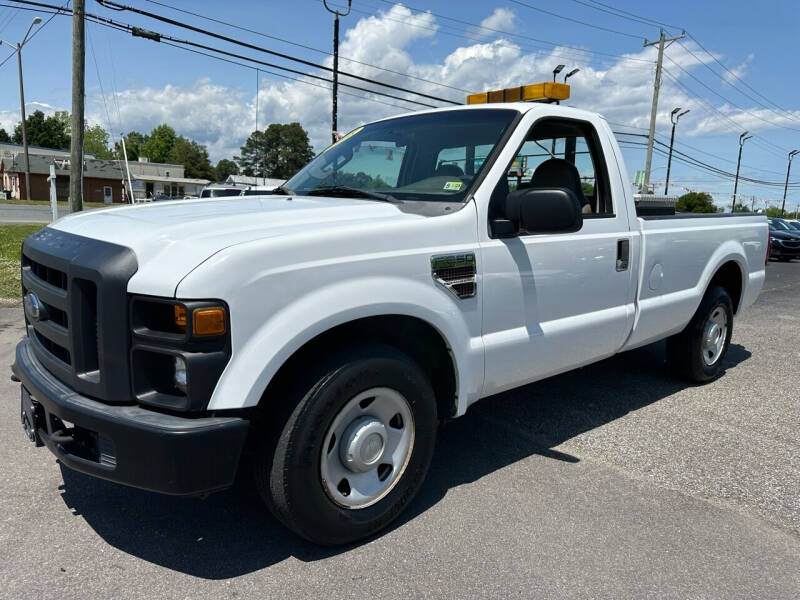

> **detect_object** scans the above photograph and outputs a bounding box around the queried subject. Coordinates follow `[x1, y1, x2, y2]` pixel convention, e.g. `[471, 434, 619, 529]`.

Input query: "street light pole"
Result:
[664, 107, 689, 195]
[731, 131, 752, 212]
[322, 0, 351, 144]
[780, 150, 799, 216]
[1, 17, 41, 201]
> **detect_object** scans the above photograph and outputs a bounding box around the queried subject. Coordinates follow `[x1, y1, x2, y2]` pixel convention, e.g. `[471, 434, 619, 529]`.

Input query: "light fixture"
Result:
[564, 68, 580, 83]
[552, 64, 565, 81]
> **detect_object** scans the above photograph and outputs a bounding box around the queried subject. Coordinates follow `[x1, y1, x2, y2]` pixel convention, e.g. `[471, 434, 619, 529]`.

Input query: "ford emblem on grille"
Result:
[23, 291, 42, 321]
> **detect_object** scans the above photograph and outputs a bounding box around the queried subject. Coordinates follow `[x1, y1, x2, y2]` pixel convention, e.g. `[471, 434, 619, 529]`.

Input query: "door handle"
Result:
[616, 239, 630, 271]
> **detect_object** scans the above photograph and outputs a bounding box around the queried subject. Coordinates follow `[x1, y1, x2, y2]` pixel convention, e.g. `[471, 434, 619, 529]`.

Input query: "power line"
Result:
[608, 120, 789, 177]
[617, 136, 800, 188]
[660, 67, 789, 159]
[9, 0, 442, 108]
[0, 0, 68, 68]
[684, 33, 799, 119]
[662, 52, 800, 133]
[141, 0, 474, 95]
[92, 0, 462, 105]
[572, 0, 668, 29]
[368, 0, 654, 65]
[579, 0, 684, 31]
[558, 1, 800, 125]
[86, 19, 125, 178]
[506, 0, 644, 40]
[160, 40, 425, 113]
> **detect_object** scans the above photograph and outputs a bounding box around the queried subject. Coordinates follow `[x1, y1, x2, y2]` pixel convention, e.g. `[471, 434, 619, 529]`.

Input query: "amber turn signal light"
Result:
[192, 307, 227, 336]
[174, 305, 187, 328]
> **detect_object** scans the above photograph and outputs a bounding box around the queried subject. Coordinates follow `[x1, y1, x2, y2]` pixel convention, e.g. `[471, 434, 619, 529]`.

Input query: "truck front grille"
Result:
[22, 255, 74, 370]
[21, 229, 137, 403]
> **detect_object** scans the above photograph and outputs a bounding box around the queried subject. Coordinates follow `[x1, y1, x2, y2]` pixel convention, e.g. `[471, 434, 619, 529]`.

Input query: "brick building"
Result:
[0, 143, 209, 203]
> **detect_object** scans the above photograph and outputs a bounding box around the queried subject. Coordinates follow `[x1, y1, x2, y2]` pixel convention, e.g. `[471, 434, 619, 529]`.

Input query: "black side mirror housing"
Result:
[502, 187, 583, 235]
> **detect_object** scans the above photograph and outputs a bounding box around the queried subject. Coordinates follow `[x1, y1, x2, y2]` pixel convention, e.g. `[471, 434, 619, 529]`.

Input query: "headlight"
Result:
[130, 297, 231, 411]
[174, 355, 187, 394]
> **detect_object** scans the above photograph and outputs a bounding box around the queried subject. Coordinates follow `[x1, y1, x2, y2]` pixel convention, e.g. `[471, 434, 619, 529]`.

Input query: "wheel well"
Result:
[260, 315, 458, 420]
[708, 261, 743, 313]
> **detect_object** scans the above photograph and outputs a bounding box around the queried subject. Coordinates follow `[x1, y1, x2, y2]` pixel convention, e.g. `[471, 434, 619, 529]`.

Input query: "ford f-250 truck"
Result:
[12, 92, 767, 545]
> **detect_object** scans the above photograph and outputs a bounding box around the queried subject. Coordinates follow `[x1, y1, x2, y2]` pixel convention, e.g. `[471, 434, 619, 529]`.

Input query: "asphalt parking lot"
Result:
[1, 262, 798, 599]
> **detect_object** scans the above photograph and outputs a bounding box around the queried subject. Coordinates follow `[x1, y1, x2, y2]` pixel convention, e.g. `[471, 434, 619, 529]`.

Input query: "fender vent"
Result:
[431, 253, 476, 299]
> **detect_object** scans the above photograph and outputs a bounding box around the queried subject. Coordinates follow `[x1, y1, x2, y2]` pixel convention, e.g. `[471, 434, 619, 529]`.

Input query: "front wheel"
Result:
[254, 344, 438, 545]
[667, 286, 734, 383]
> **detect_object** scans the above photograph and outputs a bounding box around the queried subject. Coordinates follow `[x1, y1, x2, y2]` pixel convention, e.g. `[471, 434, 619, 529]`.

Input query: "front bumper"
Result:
[13, 338, 249, 496]
[770, 243, 800, 258]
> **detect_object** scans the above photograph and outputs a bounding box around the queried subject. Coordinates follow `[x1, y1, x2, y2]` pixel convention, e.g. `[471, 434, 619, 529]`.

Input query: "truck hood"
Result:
[51, 195, 424, 296]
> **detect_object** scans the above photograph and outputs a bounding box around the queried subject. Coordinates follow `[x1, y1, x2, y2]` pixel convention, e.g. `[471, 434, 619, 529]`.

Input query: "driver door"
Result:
[479, 116, 636, 396]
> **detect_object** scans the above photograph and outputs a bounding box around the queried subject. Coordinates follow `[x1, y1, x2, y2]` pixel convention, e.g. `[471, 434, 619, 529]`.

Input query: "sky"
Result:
[0, 0, 798, 209]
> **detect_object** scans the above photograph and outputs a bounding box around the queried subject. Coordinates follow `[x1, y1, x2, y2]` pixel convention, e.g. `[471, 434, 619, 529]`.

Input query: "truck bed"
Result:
[623, 212, 767, 350]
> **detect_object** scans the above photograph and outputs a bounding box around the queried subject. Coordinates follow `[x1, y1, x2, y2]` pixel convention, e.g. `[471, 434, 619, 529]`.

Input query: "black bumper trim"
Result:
[13, 338, 249, 496]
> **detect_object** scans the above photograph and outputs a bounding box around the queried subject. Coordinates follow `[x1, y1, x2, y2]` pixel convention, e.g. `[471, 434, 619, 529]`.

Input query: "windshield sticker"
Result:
[443, 181, 463, 191]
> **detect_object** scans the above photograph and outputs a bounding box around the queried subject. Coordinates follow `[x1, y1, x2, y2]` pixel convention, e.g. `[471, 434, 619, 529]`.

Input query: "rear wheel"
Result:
[253, 344, 437, 545]
[667, 286, 733, 383]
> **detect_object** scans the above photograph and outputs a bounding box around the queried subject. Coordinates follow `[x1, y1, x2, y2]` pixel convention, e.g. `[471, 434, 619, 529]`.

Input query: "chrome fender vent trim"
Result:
[431, 253, 476, 299]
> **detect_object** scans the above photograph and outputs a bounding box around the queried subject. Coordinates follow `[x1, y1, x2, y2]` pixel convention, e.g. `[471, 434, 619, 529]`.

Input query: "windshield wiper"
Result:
[306, 185, 399, 203]
[270, 186, 292, 195]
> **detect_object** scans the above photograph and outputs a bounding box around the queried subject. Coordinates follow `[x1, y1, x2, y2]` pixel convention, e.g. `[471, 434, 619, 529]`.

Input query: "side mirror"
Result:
[502, 187, 583, 235]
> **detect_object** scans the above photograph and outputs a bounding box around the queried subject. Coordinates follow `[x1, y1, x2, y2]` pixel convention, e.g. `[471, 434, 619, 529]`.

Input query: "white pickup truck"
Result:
[13, 98, 767, 545]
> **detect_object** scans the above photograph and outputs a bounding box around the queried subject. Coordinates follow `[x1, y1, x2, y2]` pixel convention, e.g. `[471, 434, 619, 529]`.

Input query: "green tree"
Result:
[84, 124, 114, 159]
[765, 207, 789, 218]
[12, 110, 70, 149]
[676, 191, 717, 213]
[214, 158, 239, 182]
[0, 128, 10, 143]
[140, 124, 176, 163]
[237, 122, 314, 179]
[732, 203, 751, 212]
[169, 135, 214, 180]
[114, 131, 148, 162]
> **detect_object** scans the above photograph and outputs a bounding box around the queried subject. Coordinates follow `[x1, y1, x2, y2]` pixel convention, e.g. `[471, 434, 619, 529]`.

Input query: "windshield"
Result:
[769, 218, 791, 231]
[200, 188, 243, 198]
[283, 109, 518, 202]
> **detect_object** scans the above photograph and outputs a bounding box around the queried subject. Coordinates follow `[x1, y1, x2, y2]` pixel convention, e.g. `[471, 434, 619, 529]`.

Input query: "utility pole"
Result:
[642, 28, 685, 194]
[664, 107, 689, 195]
[731, 131, 752, 212]
[780, 150, 798, 216]
[69, 0, 85, 212]
[1, 17, 41, 201]
[322, 0, 351, 144]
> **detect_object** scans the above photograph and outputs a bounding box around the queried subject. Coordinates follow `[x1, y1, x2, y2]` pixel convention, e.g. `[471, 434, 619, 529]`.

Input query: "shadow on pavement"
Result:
[57, 340, 751, 579]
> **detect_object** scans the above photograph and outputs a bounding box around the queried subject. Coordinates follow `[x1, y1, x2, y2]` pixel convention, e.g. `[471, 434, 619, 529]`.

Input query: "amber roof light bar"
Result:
[466, 82, 570, 105]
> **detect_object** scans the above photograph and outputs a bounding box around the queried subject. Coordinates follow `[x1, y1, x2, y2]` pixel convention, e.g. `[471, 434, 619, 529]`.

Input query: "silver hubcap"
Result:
[321, 387, 414, 509]
[701, 306, 728, 366]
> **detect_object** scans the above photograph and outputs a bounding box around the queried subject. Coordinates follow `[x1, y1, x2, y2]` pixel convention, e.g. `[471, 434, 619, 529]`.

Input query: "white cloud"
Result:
[28, 3, 795, 164]
[722, 53, 753, 84]
[469, 8, 515, 40]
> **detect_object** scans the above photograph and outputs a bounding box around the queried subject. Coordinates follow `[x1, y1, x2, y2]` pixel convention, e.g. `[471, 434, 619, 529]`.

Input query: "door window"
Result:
[501, 118, 613, 218]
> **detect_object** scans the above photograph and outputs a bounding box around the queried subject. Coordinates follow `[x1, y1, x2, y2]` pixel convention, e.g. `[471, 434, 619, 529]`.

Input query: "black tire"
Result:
[666, 286, 733, 383]
[253, 344, 438, 545]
